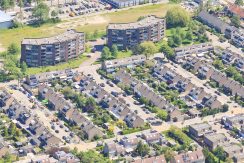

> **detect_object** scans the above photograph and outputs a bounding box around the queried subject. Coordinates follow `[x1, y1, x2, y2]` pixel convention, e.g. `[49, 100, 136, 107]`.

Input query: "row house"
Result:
[221, 49, 244, 71]
[203, 133, 228, 150]
[81, 77, 145, 128]
[210, 70, 244, 98]
[183, 57, 205, 72]
[174, 42, 214, 62]
[0, 88, 15, 108]
[38, 84, 73, 111]
[102, 55, 146, 73]
[224, 114, 244, 137]
[189, 122, 212, 139]
[197, 65, 214, 79]
[171, 150, 205, 163]
[114, 69, 139, 86]
[132, 154, 166, 163]
[153, 65, 193, 93]
[186, 87, 222, 109]
[104, 130, 163, 159]
[103, 142, 126, 158]
[26, 69, 74, 87]
[81, 122, 104, 140]
[39, 84, 103, 140]
[28, 120, 61, 147]
[141, 130, 163, 144]
[53, 151, 80, 163]
[39, 132, 61, 147]
[198, 11, 230, 33]
[222, 143, 243, 158]
[115, 69, 185, 122]
[185, 57, 244, 99]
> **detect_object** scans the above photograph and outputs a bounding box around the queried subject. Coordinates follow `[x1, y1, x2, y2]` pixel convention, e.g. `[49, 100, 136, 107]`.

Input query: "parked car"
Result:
[111, 91, 119, 97]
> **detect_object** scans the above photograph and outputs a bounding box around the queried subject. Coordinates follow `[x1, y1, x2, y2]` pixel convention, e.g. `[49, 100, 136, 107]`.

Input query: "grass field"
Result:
[117, 50, 133, 59]
[26, 55, 88, 75]
[0, 3, 178, 49]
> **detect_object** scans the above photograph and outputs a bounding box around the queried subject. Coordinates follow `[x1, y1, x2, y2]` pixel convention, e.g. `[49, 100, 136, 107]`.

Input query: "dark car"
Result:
[111, 91, 119, 97]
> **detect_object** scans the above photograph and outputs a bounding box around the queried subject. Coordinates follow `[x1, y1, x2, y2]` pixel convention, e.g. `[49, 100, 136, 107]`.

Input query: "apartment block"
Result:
[107, 15, 166, 50]
[21, 29, 85, 67]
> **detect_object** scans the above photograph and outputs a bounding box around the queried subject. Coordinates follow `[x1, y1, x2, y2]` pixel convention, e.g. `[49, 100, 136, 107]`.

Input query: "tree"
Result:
[9, 122, 16, 136]
[213, 59, 224, 70]
[16, 129, 22, 137]
[101, 46, 111, 61]
[18, 0, 24, 13]
[166, 6, 190, 28]
[186, 30, 193, 41]
[139, 41, 157, 59]
[51, 10, 58, 18]
[1, 0, 10, 12]
[213, 146, 226, 162]
[225, 66, 238, 77]
[84, 97, 96, 112]
[32, 2, 50, 24]
[134, 140, 150, 157]
[231, 15, 241, 28]
[75, 150, 110, 163]
[168, 37, 174, 47]
[111, 44, 118, 58]
[9, 0, 15, 9]
[173, 35, 182, 46]
[160, 43, 175, 60]
[235, 0, 243, 5]
[164, 148, 175, 162]
[132, 44, 143, 55]
[20, 62, 28, 75]
[157, 109, 168, 121]
[4, 127, 8, 137]
[7, 43, 19, 55]
[203, 148, 216, 163]
[222, 104, 229, 112]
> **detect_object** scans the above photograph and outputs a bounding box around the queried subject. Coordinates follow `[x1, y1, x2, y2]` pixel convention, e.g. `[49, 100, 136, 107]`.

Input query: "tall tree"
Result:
[32, 2, 50, 24]
[231, 15, 241, 28]
[111, 44, 118, 58]
[134, 140, 150, 157]
[235, 0, 243, 5]
[20, 61, 28, 75]
[9, 0, 15, 9]
[1, 0, 10, 12]
[165, 6, 190, 28]
[101, 46, 111, 61]
[18, 0, 24, 13]
[7, 43, 19, 55]
[139, 41, 157, 59]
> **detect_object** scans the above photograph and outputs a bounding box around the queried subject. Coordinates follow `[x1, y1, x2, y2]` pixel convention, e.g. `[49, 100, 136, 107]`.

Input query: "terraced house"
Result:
[107, 15, 166, 50]
[21, 30, 85, 67]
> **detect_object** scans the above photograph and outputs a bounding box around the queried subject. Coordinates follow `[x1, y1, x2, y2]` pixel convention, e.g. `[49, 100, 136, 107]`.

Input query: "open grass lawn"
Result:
[117, 50, 133, 59]
[26, 55, 88, 75]
[0, 3, 178, 49]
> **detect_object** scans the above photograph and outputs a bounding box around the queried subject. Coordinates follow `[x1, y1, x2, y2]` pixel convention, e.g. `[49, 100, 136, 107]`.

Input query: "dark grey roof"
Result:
[198, 11, 229, 31]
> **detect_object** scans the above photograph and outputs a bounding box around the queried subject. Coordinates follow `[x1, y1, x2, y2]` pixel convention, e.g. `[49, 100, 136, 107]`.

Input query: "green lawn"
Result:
[117, 50, 133, 59]
[0, 3, 178, 49]
[26, 55, 88, 75]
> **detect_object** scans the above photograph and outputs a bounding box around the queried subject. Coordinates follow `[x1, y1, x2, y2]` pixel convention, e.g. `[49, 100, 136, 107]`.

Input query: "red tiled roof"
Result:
[229, 4, 244, 18]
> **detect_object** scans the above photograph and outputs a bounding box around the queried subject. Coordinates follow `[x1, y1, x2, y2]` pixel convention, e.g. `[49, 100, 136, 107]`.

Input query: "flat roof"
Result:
[108, 15, 164, 30]
[190, 122, 211, 131]
[22, 29, 84, 45]
[205, 133, 226, 142]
